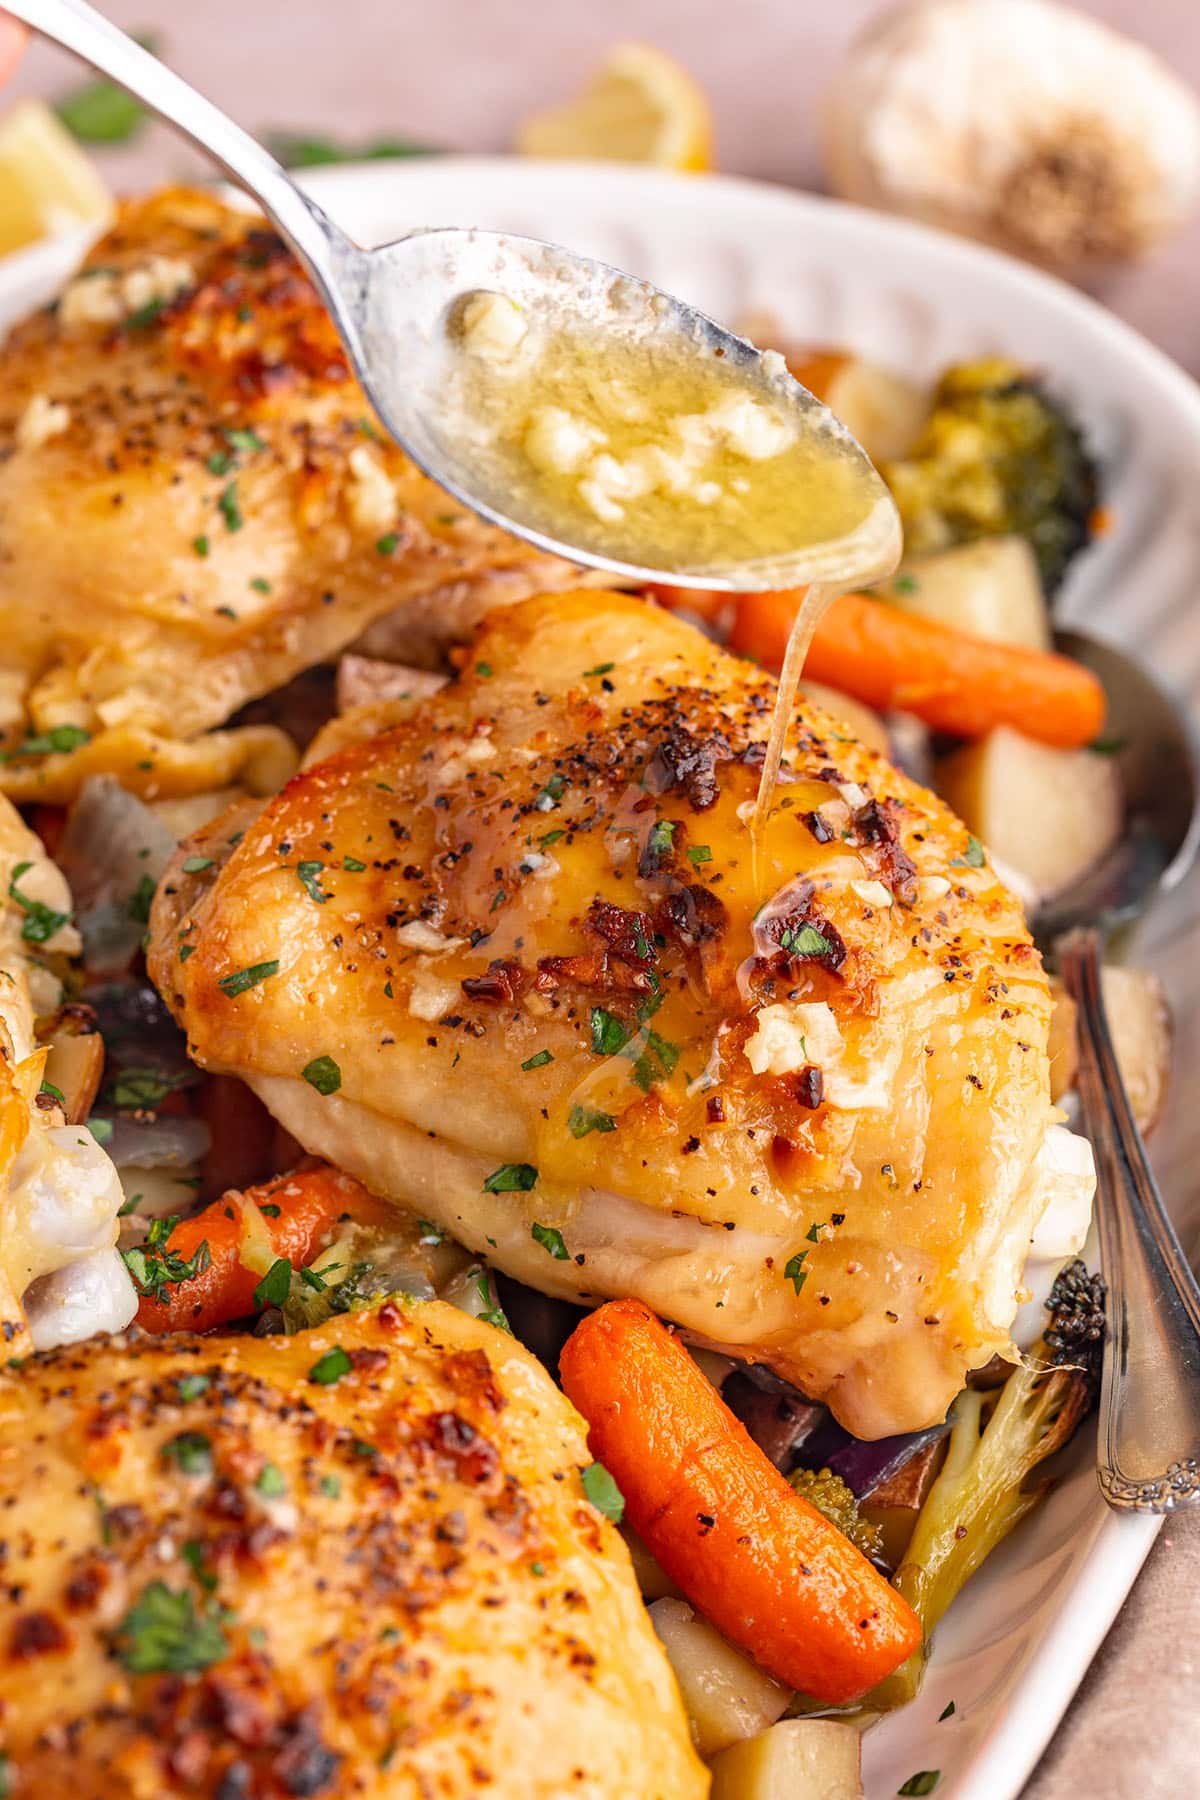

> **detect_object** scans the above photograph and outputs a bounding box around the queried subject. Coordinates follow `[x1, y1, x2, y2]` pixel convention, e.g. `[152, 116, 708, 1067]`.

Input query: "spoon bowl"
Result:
[7, 0, 900, 595]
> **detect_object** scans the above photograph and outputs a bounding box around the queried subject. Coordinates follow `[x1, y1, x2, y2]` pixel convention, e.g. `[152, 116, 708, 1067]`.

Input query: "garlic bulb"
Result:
[822, 0, 1200, 273]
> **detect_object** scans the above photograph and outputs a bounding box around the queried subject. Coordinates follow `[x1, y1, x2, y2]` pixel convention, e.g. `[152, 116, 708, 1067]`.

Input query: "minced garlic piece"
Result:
[460, 291, 528, 359]
[16, 394, 70, 450]
[395, 921, 464, 955]
[744, 1000, 842, 1078]
[407, 963, 461, 1020]
[346, 444, 398, 534]
[59, 256, 194, 330]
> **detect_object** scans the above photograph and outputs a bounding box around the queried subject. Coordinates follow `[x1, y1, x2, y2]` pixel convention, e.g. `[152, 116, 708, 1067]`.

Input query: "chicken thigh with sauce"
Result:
[0, 1298, 704, 1798]
[148, 591, 1087, 1438]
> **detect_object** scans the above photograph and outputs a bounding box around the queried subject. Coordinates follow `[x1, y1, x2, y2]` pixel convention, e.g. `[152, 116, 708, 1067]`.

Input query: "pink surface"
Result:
[5, 4, 1200, 1796]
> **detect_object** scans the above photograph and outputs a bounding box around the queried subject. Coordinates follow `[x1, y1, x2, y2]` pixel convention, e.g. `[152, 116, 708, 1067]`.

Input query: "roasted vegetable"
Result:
[882, 359, 1098, 593]
[869, 1267, 1103, 1707]
[787, 1467, 884, 1561]
[648, 1597, 791, 1758]
[708, 1717, 864, 1800]
[880, 535, 1050, 651]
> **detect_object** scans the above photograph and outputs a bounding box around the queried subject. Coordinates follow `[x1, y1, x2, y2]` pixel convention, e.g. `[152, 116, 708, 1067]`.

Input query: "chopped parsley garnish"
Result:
[898, 1775, 941, 1796]
[299, 1264, 330, 1291]
[1090, 734, 1127, 756]
[181, 1540, 216, 1590]
[179, 943, 196, 962]
[125, 296, 166, 332]
[193, 534, 210, 558]
[629, 1029, 680, 1093]
[39, 1080, 65, 1105]
[7, 861, 70, 944]
[0, 723, 90, 761]
[206, 449, 233, 476]
[217, 959, 279, 997]
[538, 828, 565, 849]
[531, 1222, 569, 1260]
[123, 1218, 212, 1304]
[534, 773, 567, 811]
[471, 1270, 511, 1333]
[568, 1104, 616, 1139]
[647, 819, 676, 857]
[938, 1701, 956, 1721]
[217, 481, 243, 532]
[583, 661, 615, 677]
[249, 576, 272, 594]
[521, 1049, 553, 1071]
[259, 1203, 281, 1218]
[177, 1373, 210, 1402]
[253, 1258, 292, 1309]
[482, 1162, 538, 1193]
[687, 844, 713, 865]
[302, 1055, 342, 1096]
[225, 427, 265, 455]
[181, 855, 214, 873]
[296, 859, 329, 904]
[590, 1007, 630, 1056]
[893, 574, 920, 594]
[161, 1431, 213, 1476]
[125, 876, 156, 926]
[320, 1474, 341, 1498]
[417, 1219, 446, 1245]
[375, 532, 400, 556]
[951, 836, 986, 870]
[779, 923, 833, 957]
[475, 661, 494, 677]
[117, 1193, 142, 1217]
[805, 1220, 825, 1243]
[114, 1581, 229, 1674]
[309, 1346, 352, 1385]
[105, 1066, 189, 1111]
[343, 855, 366, 871]
[581, 1461, 625, 1523]
[784, 1250, 810, 1295]
[255, 1463, 287, 1498]
[490, 888, 506, 912]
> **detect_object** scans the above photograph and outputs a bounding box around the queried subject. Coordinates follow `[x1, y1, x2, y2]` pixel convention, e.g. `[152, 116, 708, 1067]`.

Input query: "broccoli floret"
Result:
[789, 1466, 883, 1561]
[868, 1265, 1104, 1708]
[883, 358, 1099, 594]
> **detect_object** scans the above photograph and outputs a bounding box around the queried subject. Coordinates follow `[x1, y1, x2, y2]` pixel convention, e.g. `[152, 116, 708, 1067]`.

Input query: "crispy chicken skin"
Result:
[0, 1299, 704, 1799]
[0, 188, 576, 803]
[149, 591, 1060, 1437]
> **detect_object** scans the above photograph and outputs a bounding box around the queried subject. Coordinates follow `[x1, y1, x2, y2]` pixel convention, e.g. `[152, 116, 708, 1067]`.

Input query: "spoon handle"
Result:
[5, 0, 361, 319]
[1059, 927, 1200, 1511]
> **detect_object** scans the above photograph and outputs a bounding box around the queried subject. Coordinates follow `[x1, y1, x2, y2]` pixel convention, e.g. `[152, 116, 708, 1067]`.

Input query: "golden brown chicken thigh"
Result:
[0, 1299, 704, 1799]
[149, 591, 1066, 1438]
[0, 188, 577, 803]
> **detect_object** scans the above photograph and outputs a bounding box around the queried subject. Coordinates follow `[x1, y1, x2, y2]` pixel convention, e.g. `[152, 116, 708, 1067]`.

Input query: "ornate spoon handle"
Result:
[1060, 928, 1200, 1511]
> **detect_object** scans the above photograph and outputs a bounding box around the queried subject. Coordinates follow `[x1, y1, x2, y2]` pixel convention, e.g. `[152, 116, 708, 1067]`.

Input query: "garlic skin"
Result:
[821, 0, 1200, 273]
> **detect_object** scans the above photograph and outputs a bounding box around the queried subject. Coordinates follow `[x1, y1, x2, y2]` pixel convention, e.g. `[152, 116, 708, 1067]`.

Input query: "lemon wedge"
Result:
[516, 42, 713, 172]
[0, 99, 112, 258]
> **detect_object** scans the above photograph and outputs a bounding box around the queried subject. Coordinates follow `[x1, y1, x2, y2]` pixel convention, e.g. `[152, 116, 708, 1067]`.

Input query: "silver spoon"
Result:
[1036, 629, 1200, 1513]
[6, 0, 900, 595]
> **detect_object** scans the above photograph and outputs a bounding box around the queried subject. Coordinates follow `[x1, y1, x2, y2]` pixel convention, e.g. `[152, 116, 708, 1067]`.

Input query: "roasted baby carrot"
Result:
[134, 1162, 388, 1334]
[560, 1299, 921, 1703]
[729, 588, 1107, 749]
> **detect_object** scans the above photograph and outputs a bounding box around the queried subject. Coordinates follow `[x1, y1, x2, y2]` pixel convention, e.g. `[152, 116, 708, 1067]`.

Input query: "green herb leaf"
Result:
[590, 1007, 630, 1056]
[7, 861, 71, 944]
[686, 844, 713, 865]
[938, 1701, 956, 1721]
[265, 131, 438, 168]
[56, 57, 153, 143]
[534, 773, 567, 811]
[521, 1049, 553, 1071]
[531, 1222, 569, 1260]
[181, 1539, 216, 1590]
[253, 1258, 292, 1309]
[475, 661, 494, 677]
[320, 1474, 341, 1498]
[161, 1431, 212, 1477]
[375, 532, 400, 556]
[1090, 734, 1127, 757]
[217, 482, 243, 533]
[538, 828, 565, 850]
[471, 1269, 511, 1333]
[177, 1374, 210, 1402]
[193, 534, 210, 558]
[343, 855, 366, 871]
[309, 1346, 352, 1385]
[125, 874, 156, 924]
[898, 1774, 941, 1796]
[179, 943, 196, 962]
[482, 1162, 538, 1193]
[568, 1104, 616, 1139]
[0, 723, 90, 762]
[780, 923, 833, 958]
[224, 427, 265, 454]
[296, 859, 329, 904]
[301, 1055, 341, 1096]
[629, 1029, 680, 1093]
[784, 1251, 809, 1295]
[206, 449, 233, 476]
[181, 855, 214, 873]
[893, 574, 920, 595]
[583, 661, 615, 677]
[581, 1461, 625, 1523]
[647, 819, 676, 857]
[255, 1463, 287, 1498]
[39, 1080, 66, 1105]
[125, 296, 165, 332]
[122, 1223, 212, 1305]
[951, 836, 986, 870]
[417, 1219, 445, 1245]
[105, 1066, 189, 1111]
[218, 959, 279, 997]
[114, 1581, 228, 1674]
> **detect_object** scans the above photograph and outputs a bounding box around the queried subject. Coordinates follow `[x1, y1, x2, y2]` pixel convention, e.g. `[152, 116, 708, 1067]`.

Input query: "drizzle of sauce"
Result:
[752, 581, 837, 848]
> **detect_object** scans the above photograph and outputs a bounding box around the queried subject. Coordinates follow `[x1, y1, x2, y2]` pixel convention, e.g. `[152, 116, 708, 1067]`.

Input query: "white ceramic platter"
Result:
[6, 157, 1198, 1800]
